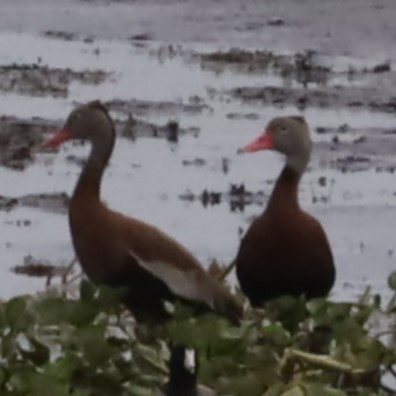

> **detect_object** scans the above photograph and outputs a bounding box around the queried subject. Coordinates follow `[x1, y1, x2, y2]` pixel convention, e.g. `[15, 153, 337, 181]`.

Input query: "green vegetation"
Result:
[1, 276, 396, 396]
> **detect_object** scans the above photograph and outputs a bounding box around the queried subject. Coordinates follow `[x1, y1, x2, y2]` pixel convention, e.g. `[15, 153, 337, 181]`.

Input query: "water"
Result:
[0, 26, 395, 305]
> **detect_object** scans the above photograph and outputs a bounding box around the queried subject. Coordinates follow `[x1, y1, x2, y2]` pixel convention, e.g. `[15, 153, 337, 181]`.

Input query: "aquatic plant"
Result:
[1, 275, 396, 395]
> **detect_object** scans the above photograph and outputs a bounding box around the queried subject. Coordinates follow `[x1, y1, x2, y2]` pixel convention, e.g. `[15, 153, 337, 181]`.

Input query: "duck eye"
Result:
[279, 125, 288, 133]
[70, 112, 81, 122]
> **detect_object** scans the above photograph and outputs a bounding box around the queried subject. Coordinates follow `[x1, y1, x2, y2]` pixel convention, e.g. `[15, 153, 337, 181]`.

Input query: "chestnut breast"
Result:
[69, 198, 127, 282]
[236, 115, 335, 306]
[236, 183, 335, 306]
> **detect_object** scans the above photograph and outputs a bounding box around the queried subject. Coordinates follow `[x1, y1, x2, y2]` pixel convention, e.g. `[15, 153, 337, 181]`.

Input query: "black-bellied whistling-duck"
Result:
[236, 116, 335, 306]
[157, 344, 216, 396]
[44, 101, 242, 323]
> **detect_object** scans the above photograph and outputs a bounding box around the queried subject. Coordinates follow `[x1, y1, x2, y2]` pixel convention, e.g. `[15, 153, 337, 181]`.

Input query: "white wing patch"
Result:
[128, 250, 214, 308]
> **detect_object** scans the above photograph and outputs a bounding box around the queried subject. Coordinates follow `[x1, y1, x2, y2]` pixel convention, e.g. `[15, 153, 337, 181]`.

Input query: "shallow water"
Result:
[0, 1, 396, 306]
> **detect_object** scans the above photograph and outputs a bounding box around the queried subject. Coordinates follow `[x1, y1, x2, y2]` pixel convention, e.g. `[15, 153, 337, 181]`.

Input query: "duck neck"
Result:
[266, 164, 301, 213]
[73, 133, 115, 201]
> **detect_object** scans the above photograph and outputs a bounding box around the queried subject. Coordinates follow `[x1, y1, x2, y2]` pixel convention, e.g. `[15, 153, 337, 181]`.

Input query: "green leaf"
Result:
[0, 367, 5, 387]
[126, 384, 155, 395]
[28, 372, 71, 396]
[262, 322, 290, 345]
[33, 297, 68, 325]
[4, 296, 33, 332]
[72, 326, 112, 368]
[281, 385, 305, 396]
[305, 383, 347, 396]
[19, 336, 50, 366]
[34, 297, 98, 327]
[79, 279, 96, 304]
[306, 298, 328, 315]
[388, 271, 396, 291]
[43, 354, 82, 384]
[1, 333, 17, 359]
[0, 265, 395, 396]
[66, 302, 98, 327]
[387, 293, 396, 312]
[95, 285, 129, 312]
[263, 382, 286, 396]
[0, 307, 6, 330]
[7, 370, 32, 393]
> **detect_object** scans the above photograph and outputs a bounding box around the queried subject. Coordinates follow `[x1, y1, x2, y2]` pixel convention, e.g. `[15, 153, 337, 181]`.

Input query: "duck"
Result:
[157, 344, 216, 396]
[44, 100, 242, 323]
[236, 116, 335, 307]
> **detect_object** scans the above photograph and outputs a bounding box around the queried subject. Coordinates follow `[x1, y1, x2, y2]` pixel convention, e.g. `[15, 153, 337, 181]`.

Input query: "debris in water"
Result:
[0, 64, 108, 97]
[12, 255, 70, 279]
[0, 192, 70, 214]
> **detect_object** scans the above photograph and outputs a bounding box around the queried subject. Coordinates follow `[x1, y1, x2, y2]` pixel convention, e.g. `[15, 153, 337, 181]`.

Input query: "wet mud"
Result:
[0, 192, 69, 214]
[0, 63, 108, 97]
[42, 30, 94, 44]
[11, 254, 70, 279]
[230, 84, 396, 113]
[105, 98, 211, 117]
[0, 116, 56, 169]
[0, 114, 198, 169]
[314, 125, 396, 172]
[201, 49, 331, 85]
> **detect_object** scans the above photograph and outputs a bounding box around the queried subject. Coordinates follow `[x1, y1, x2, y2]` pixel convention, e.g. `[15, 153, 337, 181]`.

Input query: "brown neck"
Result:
[72, 134, 115, 202]
[266, 165, 301, 213]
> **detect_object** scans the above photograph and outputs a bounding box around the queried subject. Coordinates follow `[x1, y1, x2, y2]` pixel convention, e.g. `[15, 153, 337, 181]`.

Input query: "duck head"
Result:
[44, 101, 114, 148]
[239, 116, 312, 175]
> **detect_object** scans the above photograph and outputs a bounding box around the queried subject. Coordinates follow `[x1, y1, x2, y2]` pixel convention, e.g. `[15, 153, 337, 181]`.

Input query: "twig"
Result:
[282, 348, 366, 375]
[45, 256, 78, 288]
[62, 256, 78, 284]
[217, 259, 236, 281]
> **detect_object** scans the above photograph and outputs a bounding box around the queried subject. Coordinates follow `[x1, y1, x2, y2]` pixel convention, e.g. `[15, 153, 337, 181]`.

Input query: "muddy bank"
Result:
[230, 85, 396, 113]
[197, 48, 396, 116]
[42, 29, 94, 43]
[0, 113, 199, 169]
[201, 49, 331, 85]
[314, 124, 396, 172]
[116, 115, 199, 142]
[201, 49, 392, 75]
[11, 254, 71, 279]
[0, 116, 56, 170]
[0, 64, 108, 97]
[0, 192, 69, 214]
[105, 98, 211, 117]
